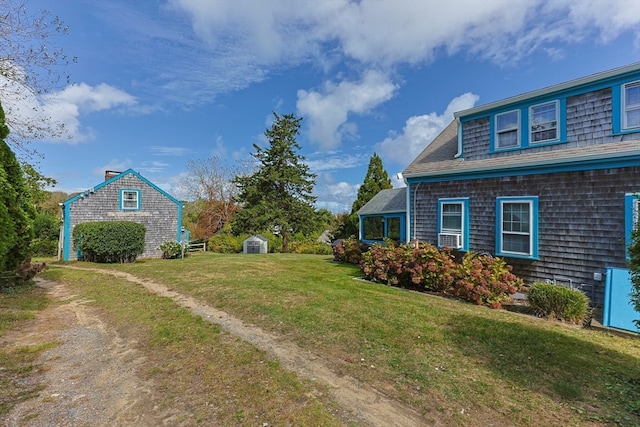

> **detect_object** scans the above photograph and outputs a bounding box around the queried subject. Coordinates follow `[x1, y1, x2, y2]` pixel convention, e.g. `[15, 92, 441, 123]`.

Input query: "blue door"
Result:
[603, 267, 638, 333]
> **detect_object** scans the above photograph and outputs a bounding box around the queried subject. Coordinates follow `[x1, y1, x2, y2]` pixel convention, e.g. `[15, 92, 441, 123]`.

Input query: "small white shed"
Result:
[243, 234, 268, 254]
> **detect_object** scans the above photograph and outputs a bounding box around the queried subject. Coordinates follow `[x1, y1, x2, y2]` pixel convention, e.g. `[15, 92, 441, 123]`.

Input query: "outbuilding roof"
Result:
[358, 188, 406, 216]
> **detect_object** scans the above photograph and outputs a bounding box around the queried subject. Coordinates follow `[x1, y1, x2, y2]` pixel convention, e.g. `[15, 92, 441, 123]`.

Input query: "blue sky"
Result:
[5, 0, 640, 212]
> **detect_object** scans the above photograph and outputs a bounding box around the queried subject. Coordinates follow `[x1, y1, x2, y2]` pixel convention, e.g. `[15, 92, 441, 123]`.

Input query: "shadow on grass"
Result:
[445, 313, 640, 421]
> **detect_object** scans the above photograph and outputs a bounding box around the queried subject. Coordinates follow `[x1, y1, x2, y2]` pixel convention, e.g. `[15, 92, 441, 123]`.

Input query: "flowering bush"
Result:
[333, 238, 368, 264]
[159, 241, 183, 259]
[453, 252, 523, 308]
[360, 242, 456, 291]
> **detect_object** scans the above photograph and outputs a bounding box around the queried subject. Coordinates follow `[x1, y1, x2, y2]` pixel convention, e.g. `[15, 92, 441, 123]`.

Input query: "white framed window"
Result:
[496, 197, 538, 258]
[438, 198, 468, 250]
[530, 101, 559, 143]
[121, 190, 140, 210]
[495, 110, 520, 149]
[623, 80, 640, 130]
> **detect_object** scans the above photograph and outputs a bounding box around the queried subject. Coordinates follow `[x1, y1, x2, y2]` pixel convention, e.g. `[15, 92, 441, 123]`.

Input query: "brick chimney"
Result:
[105, 170, 121, 181]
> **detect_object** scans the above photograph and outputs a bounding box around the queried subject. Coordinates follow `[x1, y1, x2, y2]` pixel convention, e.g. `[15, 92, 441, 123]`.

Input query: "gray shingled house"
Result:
[358, 187, 406, 244]
[59, 169, 183, 261]
[398, 63, 640, 331]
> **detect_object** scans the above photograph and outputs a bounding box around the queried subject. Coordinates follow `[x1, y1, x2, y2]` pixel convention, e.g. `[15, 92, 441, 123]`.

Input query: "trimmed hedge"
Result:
[73, 221, 146, 263]
[527, 282, 590, 324]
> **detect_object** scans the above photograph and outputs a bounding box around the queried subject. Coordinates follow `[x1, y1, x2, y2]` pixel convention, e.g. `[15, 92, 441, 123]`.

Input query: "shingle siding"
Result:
[411, 166, 640, 304]
[67, 174, 179, 260]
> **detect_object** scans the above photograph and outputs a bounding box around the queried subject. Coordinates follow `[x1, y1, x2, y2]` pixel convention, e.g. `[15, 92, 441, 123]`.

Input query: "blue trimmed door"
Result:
[603, 268, 638, 333]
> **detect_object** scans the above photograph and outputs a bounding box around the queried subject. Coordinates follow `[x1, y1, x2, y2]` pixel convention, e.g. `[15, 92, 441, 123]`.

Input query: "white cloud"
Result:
[42, 83, 137, 142]
[2, 78, 137, 144]
[376, 92, 479, 167]
[297, 70, 398, 150]
[314, 172, 360, 213]
[169, 0, 639, 75]
[305, 152, 369, 173]
[148, 146, 190, 156]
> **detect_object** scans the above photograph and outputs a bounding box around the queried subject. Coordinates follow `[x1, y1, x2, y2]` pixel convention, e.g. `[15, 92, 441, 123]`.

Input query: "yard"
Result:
[3, 252, 640, 426]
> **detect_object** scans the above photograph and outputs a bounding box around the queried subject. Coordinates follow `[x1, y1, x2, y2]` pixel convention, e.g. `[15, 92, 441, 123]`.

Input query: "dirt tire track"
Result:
[56, 265, 435, 427]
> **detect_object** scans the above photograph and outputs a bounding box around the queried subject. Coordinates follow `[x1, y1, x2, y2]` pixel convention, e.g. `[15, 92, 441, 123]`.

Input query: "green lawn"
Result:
[48, 253, 640, 426]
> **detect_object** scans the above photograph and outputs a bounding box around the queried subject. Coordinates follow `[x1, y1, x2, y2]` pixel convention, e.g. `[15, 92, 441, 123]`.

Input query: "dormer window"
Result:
[495, 110, 520, 149]
[530, 101, 558, 143]
[623, 80, 640, 130]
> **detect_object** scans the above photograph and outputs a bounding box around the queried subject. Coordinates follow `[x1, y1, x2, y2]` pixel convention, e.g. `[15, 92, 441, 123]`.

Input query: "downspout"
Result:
[454, 116, 463, 158]
[412, 182, 421, 242]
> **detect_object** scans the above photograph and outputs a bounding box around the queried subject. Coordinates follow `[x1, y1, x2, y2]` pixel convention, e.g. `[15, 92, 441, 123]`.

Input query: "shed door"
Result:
[247, 240, 261, 254]
[603, 267, 637, 333]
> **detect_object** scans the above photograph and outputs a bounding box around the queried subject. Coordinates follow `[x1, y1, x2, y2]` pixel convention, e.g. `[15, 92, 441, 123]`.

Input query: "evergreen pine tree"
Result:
[232, 112, 316, 252]
[338, 152, 392, 238]
[0, 103, 35, 273]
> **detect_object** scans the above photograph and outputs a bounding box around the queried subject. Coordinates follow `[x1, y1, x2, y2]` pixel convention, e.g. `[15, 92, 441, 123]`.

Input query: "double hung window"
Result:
[623, 81, 640, 130]
[495, 110, 520, 149]
[121, 190, 140, 210]
[530, 101, 558, 143]
[496, 197, 538, 259]
[437, 198, 468, 250]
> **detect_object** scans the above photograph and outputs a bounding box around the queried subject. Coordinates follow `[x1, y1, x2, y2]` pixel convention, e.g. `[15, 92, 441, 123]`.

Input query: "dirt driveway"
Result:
[2, 267, 435, 427]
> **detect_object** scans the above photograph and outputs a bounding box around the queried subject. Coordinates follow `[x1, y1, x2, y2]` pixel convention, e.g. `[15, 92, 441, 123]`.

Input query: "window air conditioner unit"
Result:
[438, 233, 462, 249]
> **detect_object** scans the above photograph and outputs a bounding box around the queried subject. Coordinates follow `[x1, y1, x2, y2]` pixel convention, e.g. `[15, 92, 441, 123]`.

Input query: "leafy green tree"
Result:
[336, 152, 392, 239]
[232, 112, 317, 253]
[0, 103, 35, 273]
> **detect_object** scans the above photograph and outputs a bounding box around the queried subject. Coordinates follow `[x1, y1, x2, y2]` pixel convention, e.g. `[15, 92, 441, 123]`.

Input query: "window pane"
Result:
[531, 102, 557, 142]
[363, 217, 384, 240]
[626, 82, 640, 107]
[501, 202, 531, 255]
[442, 203, 462, 232]
[387, 217, 401, 240]
[496, 111, 519, 148]
[123, 191, 138, 209]
[496, 111, 518, 130]
[497, 130, 518, 147]
[503, 234, 530, 254]
[626, 108, 640, 128]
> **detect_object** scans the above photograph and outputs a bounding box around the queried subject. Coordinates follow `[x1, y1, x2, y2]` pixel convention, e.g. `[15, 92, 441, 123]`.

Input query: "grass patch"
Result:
[0, 282, 51, 416]
[51, 254, 640, 426]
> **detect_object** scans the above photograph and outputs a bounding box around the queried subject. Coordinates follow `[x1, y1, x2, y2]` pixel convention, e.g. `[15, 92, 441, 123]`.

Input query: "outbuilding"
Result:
[243, 235, 268, 254]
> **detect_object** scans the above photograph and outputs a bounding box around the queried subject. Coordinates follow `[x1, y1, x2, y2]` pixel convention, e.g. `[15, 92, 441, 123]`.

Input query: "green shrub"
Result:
[73, 221, 146, 263]
[159, 241, 183, 259]
[29, 238, 58, 256]
[527, 282, 590, 324]
[453, 252, 523, 309]
[289, 240, 332, 255]
[208, 233, 244, 253]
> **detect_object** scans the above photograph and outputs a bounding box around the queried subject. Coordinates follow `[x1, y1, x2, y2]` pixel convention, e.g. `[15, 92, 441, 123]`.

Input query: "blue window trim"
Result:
[359, 213, 406, 244]
[615, 80, 640, 132]
[495, 196, 539, 260]
[437, 198, 469, 251]
[625, 193, 639, 259]
[488, 99, 567, 153]
[120, 189, 141, 211]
